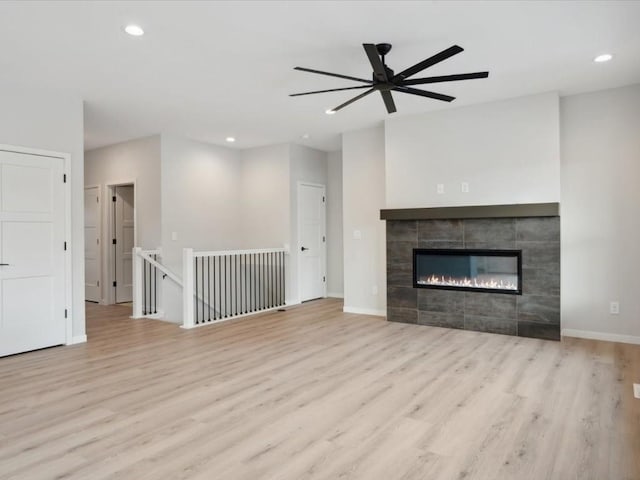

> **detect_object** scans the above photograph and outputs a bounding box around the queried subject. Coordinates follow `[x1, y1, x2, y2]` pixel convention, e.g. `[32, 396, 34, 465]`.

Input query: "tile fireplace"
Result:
[380, 203, 560, 341]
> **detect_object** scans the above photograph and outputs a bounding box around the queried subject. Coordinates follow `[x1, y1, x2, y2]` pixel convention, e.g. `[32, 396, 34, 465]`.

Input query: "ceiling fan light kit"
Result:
[291, 43, 489, 114]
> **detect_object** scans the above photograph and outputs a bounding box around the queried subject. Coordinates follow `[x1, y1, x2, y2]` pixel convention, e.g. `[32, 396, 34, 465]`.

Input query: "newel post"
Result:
[182, 248, 195, 329]
[132, 247, 143, 318]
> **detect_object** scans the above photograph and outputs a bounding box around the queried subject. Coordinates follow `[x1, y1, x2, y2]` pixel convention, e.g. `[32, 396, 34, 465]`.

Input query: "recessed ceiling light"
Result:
[325, 109, 336, 115]
[226, 137, 236, 143]
[301, 133, 310, 139]
[593, 53, 613, 63]
[124, 24, 144, 37]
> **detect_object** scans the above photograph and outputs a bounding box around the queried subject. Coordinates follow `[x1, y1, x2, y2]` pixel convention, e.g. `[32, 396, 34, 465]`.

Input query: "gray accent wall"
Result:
[386, 216, 560, 340]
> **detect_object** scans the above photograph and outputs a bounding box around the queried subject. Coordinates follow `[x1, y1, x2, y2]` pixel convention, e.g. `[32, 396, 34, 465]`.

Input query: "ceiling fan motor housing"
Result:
[376, 43, 392, 56]
[373, 67, 395, 84]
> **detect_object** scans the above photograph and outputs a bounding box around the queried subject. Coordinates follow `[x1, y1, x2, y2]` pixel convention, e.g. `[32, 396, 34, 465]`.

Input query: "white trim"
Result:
[70, 334, 87, 345]
[0, 144, 74, 347]
[343, 306, 386, 317]
[0, 143, 68, 159]
[285, 299, 301, 307]
[297, 181, 327, 302]
[561, 328, 640, 346]
[132, 246, 144, 318]
[84, 184, 102, 303]
[180, 305, 283, 329]
[327, 292, 344, 299]
[182, 248, 195, 328]
[104, 180, 137, 305]
[131, 310, 165, 320]
[63, 153, 73, 346]
[194, 246, 287, 257]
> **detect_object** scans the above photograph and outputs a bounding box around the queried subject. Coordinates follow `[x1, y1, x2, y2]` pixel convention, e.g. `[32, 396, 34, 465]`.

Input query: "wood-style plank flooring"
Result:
[0, 299, 639, 479]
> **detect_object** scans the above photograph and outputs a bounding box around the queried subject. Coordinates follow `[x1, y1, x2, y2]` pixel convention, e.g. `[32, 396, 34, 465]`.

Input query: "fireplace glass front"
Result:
[413, 249, 522, 295]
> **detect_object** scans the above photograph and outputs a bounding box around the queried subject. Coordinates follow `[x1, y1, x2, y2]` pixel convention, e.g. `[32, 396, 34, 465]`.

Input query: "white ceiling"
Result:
[1, 1, 639, 152]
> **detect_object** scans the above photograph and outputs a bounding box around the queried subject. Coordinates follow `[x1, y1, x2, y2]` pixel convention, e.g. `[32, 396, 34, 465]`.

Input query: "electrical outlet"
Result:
[437, 183, 445, 194]
[353, 230, 362, 240]
[461, 182, 469, 193]
[171, 231, 178, 241]
[372, 285, 378, 296]
[634, 384, 640, 399]
[610, 301, 620, 315]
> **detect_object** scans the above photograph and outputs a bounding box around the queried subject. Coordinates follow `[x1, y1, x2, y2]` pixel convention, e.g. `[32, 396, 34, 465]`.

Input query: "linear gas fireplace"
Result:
[382, 204, 560, 340]
[413, 248, 522, 295]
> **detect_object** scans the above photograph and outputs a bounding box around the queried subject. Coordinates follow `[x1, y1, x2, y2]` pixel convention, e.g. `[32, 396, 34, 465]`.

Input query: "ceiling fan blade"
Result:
[394, 86, 455, 102]
[363, 43, 388, 82]
[289, 85, 372, 97]
[380, 90, 396, 114]
[400, 72, 489, 86]
[331, 88, 375, 112]
[393, 45, 464, 81]
[294, 66, 372, 84]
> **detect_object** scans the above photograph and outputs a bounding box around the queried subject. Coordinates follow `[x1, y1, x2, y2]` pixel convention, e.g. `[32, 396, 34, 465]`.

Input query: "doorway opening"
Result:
[108, 183, 136, 305]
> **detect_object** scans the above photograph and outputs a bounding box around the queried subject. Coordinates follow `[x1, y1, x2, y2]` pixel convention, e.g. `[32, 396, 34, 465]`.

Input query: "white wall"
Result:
[560, 84, 640, 343]
[289, 144, 328, 304]
[239, 144, 290, 249]
[240, 144, 342, 304]
[105, 136, 333, 321]
[85, 135, 162, 303]
[342, 127, 386, 316]
[0, 88, 85, 342]
[385, 92, 560, 208]
[326, 150, 344, 297]
[160, 135, 242, 321]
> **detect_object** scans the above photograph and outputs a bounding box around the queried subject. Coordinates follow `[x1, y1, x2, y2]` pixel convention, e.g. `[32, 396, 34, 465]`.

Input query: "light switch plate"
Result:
[634, 383, 640, 399]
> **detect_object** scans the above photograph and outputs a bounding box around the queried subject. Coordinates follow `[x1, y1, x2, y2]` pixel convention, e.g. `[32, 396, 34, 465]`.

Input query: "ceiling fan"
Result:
[290, 43, 489, 114]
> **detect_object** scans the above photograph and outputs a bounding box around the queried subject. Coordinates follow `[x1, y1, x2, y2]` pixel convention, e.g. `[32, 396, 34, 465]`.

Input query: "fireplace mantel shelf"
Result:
[380, 202, 559, 221]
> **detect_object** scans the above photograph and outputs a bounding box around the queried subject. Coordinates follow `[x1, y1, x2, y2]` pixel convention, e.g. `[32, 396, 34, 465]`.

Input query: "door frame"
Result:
[84, 184, 101, 303]
[104, 179, 137, 305]
[296, 181, 327, 302]
[0, 143, 73, 345]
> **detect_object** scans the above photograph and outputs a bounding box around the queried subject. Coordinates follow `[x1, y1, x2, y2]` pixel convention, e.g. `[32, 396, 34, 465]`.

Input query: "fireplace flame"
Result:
[418, 274, 517, 291]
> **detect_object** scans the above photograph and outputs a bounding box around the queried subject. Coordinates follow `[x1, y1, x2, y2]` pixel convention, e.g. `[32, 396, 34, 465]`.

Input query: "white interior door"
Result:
[299, 183, 326, 302]
[0, 150, 66, 357]
[84, 186, 100, 302]
[114, 185, 134, 303]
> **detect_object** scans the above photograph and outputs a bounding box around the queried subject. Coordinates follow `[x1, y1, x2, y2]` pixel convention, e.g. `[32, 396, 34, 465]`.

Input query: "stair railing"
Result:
[182, 246, 287, 329]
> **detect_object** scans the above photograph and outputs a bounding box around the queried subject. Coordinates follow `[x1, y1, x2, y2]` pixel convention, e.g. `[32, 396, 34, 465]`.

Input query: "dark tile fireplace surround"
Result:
[380, 203, 560, 341]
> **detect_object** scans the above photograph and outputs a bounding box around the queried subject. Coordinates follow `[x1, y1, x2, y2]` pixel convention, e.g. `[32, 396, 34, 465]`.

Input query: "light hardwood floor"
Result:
[0, 299, 639, 480]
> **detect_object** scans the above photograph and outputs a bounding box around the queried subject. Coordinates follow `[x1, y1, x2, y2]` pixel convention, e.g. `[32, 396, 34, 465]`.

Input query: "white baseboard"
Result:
[180, 305, 284, 329]
[343, 306, 386, 317]
[327, 292, 344, 299]
[561, 329, 640, 346]
[131, 310, 165, 320]
[285, 299, 301, 307]
[69, 334, 87, 345]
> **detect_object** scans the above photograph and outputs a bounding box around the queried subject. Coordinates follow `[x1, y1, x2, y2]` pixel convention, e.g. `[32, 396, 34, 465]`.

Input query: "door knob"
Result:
[301, 246, 309, 251]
